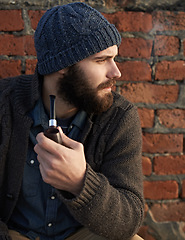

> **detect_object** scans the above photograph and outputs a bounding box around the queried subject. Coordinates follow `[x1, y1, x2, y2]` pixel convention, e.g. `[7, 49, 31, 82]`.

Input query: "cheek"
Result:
[85, 68, 106, 88]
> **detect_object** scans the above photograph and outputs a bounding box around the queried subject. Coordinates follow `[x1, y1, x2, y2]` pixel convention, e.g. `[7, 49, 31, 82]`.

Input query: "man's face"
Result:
[57, 45, 121, 114]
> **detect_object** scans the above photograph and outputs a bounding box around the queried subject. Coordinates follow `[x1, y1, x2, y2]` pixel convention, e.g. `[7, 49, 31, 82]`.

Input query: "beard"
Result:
[57, 64, 115, 114]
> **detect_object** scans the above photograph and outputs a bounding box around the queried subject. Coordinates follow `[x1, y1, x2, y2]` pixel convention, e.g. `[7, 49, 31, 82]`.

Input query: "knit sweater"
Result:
[0, 70, 144, 240]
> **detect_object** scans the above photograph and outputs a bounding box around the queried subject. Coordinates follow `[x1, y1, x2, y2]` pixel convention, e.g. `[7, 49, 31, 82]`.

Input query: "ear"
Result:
[58, 67, 69, 77]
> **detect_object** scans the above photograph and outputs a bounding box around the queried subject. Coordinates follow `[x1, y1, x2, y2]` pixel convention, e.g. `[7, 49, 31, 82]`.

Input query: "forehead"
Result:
[76, 45, 118, 66]
[88, 45, 118, 59]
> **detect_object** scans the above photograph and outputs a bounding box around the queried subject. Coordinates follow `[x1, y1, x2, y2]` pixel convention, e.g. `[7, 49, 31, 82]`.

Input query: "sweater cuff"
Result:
[0, 237, 11, 240]
[57, 164, 101, 209]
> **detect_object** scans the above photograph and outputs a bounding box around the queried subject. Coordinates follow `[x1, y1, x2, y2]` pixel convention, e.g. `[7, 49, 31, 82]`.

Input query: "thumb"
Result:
[58, 126, 78, 149]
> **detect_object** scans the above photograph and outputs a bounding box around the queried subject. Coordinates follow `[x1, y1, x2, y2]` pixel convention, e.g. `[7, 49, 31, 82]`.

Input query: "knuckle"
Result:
[76, 142, 84, 151]
[43, 170, 52, 183]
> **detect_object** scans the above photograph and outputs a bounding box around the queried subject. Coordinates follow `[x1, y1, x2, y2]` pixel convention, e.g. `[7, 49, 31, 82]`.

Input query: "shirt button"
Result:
[51, 195, 55, 200]
[48, 223, 53, 227]
[30, 160, 34, 164]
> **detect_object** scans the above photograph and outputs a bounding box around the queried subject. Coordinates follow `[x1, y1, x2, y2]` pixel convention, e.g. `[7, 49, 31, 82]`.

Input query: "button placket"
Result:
[48, 223, 53, 227]
[51, 195, 56, 200]
[30, 159, 35, 165]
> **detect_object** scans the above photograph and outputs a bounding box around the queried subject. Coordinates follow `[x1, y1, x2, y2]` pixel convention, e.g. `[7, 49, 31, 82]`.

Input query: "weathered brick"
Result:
[183, 40, 185, 56]
[0, 34, 36, 56]
[0, 10, 24, 31]
[0, 34, 24, 55]
[28, 10, 46, 30]
[144, 180, 178, 200]
[138, 226, 156, 240]
[138, 108, 154, 128]
[0, 60, 22, 79]
[117, 61, 152, 82]
[153, 11, 185, 31]
[154, 35, 179, 56]
[157, 109, 185, 128]
[142, 156, 152, 176]
[154, 155, 185, 175]
[25, 59, 37, 75]
[24, 36, 36, 56]
[121, 83, 179, 104]
[150, 202, 185, 222]
[181, 180, 185, 199]
[119, 38, 153, 59]
[142, 133, 183, 153]
[103, 11, 153, 33]
[155, 61, 185, 81]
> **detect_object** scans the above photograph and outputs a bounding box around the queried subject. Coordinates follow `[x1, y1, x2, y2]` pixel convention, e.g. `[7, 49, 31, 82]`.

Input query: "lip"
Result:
[98, 80, 115, 91]
[102, 87, 112, 92]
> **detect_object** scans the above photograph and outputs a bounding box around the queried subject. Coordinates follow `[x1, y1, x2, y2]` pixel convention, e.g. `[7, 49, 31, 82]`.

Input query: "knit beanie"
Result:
[34, 2, 121, 75]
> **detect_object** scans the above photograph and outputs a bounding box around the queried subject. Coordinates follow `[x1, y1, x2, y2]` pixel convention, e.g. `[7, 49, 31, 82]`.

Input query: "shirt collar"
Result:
[29, 98, 87, 132]
[29, 97, 49, 129]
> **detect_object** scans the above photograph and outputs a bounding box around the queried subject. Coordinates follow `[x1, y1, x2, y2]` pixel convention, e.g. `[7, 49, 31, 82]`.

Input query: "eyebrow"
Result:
[92, 54, 117, 60]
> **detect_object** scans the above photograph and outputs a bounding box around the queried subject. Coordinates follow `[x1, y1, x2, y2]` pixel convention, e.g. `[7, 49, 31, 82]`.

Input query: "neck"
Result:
[42, 73, 78, 119]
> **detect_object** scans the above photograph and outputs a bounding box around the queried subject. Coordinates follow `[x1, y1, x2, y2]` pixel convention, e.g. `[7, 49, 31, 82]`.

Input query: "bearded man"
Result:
[0, 2, 144, 240]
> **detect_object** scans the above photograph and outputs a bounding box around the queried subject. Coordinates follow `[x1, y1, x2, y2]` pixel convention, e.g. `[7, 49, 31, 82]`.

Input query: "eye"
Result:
[96, 59, 106, 63]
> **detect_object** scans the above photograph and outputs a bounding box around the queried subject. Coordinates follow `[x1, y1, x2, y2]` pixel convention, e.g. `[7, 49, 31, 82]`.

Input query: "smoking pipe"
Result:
[44, 95, 62, 144]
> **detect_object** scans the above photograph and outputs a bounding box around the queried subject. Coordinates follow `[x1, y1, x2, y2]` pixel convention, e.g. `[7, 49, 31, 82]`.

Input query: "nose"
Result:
[108, 60, 121, 79]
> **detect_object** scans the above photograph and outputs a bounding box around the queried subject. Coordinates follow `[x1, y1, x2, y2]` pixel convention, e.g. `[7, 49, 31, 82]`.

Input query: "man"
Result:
[0, 2, 144, 240]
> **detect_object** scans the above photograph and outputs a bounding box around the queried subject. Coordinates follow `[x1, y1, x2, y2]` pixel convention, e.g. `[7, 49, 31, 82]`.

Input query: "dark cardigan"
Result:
[0, 71, 144, 240]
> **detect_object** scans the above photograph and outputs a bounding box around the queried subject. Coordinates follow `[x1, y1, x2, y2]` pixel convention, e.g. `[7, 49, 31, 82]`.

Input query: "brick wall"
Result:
[1, 1, 185, 239]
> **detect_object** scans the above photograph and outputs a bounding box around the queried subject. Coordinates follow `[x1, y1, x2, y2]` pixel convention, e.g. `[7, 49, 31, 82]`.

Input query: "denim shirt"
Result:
[9, 98, 87, 240]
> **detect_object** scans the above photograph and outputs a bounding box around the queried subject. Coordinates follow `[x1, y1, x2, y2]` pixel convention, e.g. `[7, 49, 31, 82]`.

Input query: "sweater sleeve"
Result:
[0, 221, 12, 240]
[57, 104, 144, 240]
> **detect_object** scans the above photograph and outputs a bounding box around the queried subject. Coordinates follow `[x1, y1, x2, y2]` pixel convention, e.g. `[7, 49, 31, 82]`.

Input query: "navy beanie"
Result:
[34, 2, 121, 75]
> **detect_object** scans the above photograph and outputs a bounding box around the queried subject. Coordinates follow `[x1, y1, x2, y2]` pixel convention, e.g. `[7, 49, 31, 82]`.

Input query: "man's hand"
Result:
[34, 127, 86, 196]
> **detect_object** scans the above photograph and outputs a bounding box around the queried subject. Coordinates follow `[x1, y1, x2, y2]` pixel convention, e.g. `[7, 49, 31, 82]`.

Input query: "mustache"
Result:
[97, 79, 116, 90]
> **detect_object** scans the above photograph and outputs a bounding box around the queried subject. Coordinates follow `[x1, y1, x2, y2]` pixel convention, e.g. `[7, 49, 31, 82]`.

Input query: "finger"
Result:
[36, 132, 61, 154]
[58, 127, 81, 150]
[34, 142, 53, 164]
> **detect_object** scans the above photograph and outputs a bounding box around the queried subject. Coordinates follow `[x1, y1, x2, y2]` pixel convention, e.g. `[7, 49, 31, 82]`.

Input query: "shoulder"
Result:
[0, 74, 33, 92]
[0, 74, 38, 114]
[105, 92, 138, 123]
[112, 91, 135, 112]
[90, 92, 140, 134]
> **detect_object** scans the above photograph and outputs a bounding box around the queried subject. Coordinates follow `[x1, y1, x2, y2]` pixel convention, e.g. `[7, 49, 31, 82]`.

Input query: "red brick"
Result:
[142, 156, 152, 176]
[24, 36, 36, 56]
[138, 108, 154, 128]
[150, 202, 185, 222]
[142, 133, 183, 153]
[0, 34, 36, 56]
[28, 10, 46, 30]
[117, 61, 152, 82]
[183, 40, 185, 56]
[0, 10, 24, 31]
[153, 11, 185, 31]
[154, 155, 185, 175]
[0, 60, 22, 79]
[144, 180, 178, 200]
[25, 59, 37, 75]
[181, 180, 185, 198]
[121, 83, 179, 104]
[144, 203, 149, 216]
[138, 226, 156, 240]
[103, 11, 153, 33]
[155, 61, 185, 81]
[157, 109, 185, 128]
[119, 38, 153, 59]
[0, 34, 24, 55]
[154, 35, 179, 56]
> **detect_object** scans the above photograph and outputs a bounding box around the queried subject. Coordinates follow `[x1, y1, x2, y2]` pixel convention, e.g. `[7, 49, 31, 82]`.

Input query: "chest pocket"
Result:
[22, 146, 41, 198]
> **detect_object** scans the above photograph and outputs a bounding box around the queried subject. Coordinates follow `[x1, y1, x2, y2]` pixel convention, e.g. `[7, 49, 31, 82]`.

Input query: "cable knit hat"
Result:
[34, 2, 121, 75]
